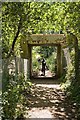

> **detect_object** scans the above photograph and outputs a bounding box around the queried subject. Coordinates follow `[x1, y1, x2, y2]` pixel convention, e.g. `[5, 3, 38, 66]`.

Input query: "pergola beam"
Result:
[20, 34, 65, 79]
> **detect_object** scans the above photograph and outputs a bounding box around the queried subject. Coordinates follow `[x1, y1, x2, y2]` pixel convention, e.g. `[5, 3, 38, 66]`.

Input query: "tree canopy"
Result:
[2, 2, 80, 58]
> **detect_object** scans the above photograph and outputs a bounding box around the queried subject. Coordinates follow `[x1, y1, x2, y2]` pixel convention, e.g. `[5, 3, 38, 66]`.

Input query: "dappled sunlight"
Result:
[24, 81, 79, 119]
[27, 108, 53, 118]
[36, 84, 60, 89]
[2, 2, 80, 119]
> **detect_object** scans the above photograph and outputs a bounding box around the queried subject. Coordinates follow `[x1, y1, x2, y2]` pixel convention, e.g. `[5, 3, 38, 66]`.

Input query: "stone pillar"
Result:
[57, 44, 62, 77]
[27, 45, 32, 79]
[74, 36, 79, 80]
[24, 59, 28, 80]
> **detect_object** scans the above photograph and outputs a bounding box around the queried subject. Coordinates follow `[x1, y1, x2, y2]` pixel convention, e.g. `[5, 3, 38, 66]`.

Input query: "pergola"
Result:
[20, 34, 66, 78]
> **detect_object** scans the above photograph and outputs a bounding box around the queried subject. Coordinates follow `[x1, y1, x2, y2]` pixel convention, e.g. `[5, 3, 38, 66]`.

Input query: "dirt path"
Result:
[38, 70, 53, 77]
[24, 80, 78, 120]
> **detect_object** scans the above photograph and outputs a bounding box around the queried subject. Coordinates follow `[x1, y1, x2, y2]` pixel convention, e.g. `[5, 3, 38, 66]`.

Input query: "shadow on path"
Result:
[24, 79, 79, 119]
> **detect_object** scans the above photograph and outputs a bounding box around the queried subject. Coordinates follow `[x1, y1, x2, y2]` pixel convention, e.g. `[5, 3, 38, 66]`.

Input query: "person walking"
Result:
[41, 58, 46, 76]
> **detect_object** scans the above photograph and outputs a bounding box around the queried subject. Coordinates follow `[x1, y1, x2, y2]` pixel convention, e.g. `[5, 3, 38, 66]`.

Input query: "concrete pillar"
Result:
[74, 36, 79, 80]
[24, 59, 28, 80]
[27, 45, 32, 79]
[18, 58, 24, 73]
[57, 44, 62, 77]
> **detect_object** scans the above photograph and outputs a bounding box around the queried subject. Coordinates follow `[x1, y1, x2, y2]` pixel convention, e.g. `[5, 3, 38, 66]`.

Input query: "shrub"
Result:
[2, 73, 32, 119]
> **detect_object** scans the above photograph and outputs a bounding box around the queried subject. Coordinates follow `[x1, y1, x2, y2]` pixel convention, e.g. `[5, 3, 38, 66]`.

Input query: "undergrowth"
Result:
[61, 63, 80, 118]
[2, 73, 32, 119]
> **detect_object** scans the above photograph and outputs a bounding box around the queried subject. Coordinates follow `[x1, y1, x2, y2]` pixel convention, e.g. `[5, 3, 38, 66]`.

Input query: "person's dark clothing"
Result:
[42, 58, 46, 76]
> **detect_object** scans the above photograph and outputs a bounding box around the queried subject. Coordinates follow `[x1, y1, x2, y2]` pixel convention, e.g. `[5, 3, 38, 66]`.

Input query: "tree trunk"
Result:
[7, 17, 22, 58]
